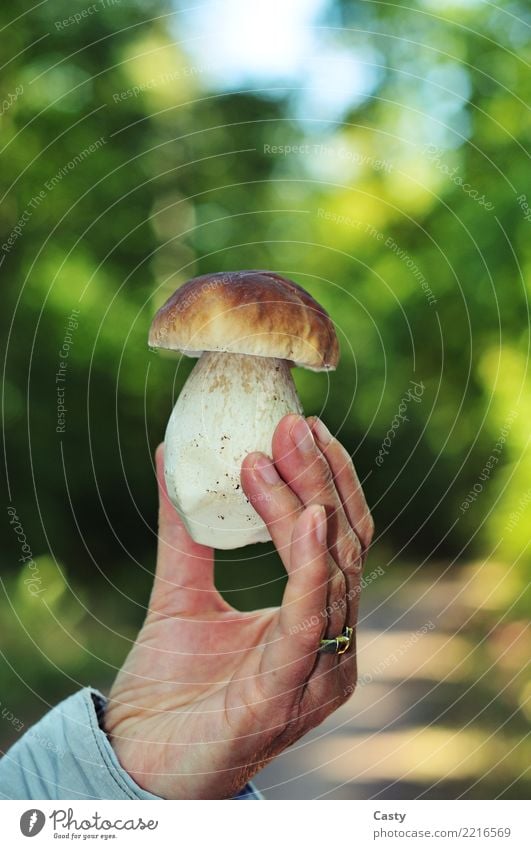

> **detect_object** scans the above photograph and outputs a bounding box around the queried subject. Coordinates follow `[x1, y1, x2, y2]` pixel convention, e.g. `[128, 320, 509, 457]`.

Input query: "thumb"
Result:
[150, 443, 219, 614]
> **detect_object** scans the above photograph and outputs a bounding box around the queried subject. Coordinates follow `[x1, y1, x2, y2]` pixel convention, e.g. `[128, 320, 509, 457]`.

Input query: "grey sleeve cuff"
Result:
[0, 687, 161, 799]
[0, 688, 262, 800]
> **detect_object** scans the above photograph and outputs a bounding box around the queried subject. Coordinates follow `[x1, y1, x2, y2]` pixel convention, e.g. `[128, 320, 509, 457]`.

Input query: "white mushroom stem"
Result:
[164, 351, 303, 549]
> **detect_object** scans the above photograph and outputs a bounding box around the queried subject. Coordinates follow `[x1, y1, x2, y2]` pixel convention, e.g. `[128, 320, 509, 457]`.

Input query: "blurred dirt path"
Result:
[255, 569, 504, 799]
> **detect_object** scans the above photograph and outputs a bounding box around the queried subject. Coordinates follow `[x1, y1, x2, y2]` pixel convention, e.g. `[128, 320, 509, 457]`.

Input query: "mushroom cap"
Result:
[148, 270, 340, 371]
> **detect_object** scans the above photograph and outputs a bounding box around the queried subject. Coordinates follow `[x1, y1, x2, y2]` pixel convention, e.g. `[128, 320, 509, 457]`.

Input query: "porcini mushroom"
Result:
[148, 270, 339, 549]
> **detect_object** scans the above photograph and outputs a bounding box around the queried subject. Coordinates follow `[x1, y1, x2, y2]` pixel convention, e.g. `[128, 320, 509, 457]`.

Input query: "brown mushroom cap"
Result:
[148, 270, 340, 371]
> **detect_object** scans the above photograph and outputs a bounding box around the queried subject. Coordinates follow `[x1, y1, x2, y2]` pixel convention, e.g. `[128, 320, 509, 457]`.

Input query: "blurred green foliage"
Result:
[0, 0, 529, 797]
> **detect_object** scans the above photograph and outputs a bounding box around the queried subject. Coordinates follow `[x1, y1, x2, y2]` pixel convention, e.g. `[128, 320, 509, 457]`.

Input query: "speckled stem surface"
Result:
[164, 351, 303, 549]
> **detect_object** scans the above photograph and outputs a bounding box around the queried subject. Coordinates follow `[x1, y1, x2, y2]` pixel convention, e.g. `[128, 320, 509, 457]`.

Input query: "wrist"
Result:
[103, 703, 257, 799]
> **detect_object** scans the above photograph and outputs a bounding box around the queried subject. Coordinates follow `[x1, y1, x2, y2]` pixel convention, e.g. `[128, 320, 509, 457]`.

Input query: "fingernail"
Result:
[253, 456, 281, 486]
[313, 505, 327, 546]
[312, 417, 332, 445]
[290, 416, 315, 453]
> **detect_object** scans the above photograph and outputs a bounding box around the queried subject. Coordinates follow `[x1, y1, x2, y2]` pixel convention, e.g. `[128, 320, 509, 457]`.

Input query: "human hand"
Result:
[104, 414, 374, 799]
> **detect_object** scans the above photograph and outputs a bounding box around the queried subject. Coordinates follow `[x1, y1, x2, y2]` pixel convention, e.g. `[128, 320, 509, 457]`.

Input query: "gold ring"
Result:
[318, 625, 353, 655]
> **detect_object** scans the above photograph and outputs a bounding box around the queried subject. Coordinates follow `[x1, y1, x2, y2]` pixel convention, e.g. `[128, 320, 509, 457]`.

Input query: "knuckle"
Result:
[364, 512, 375, 542]
[324, 594, 347, 621]
[318, 453, 334, 485]
[328, 567, 347, 601]
[303, 452, 334, 489]
[338, 447, 357, 480]
[304, 461, 335, 496]
[338, 532, 363, 573]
